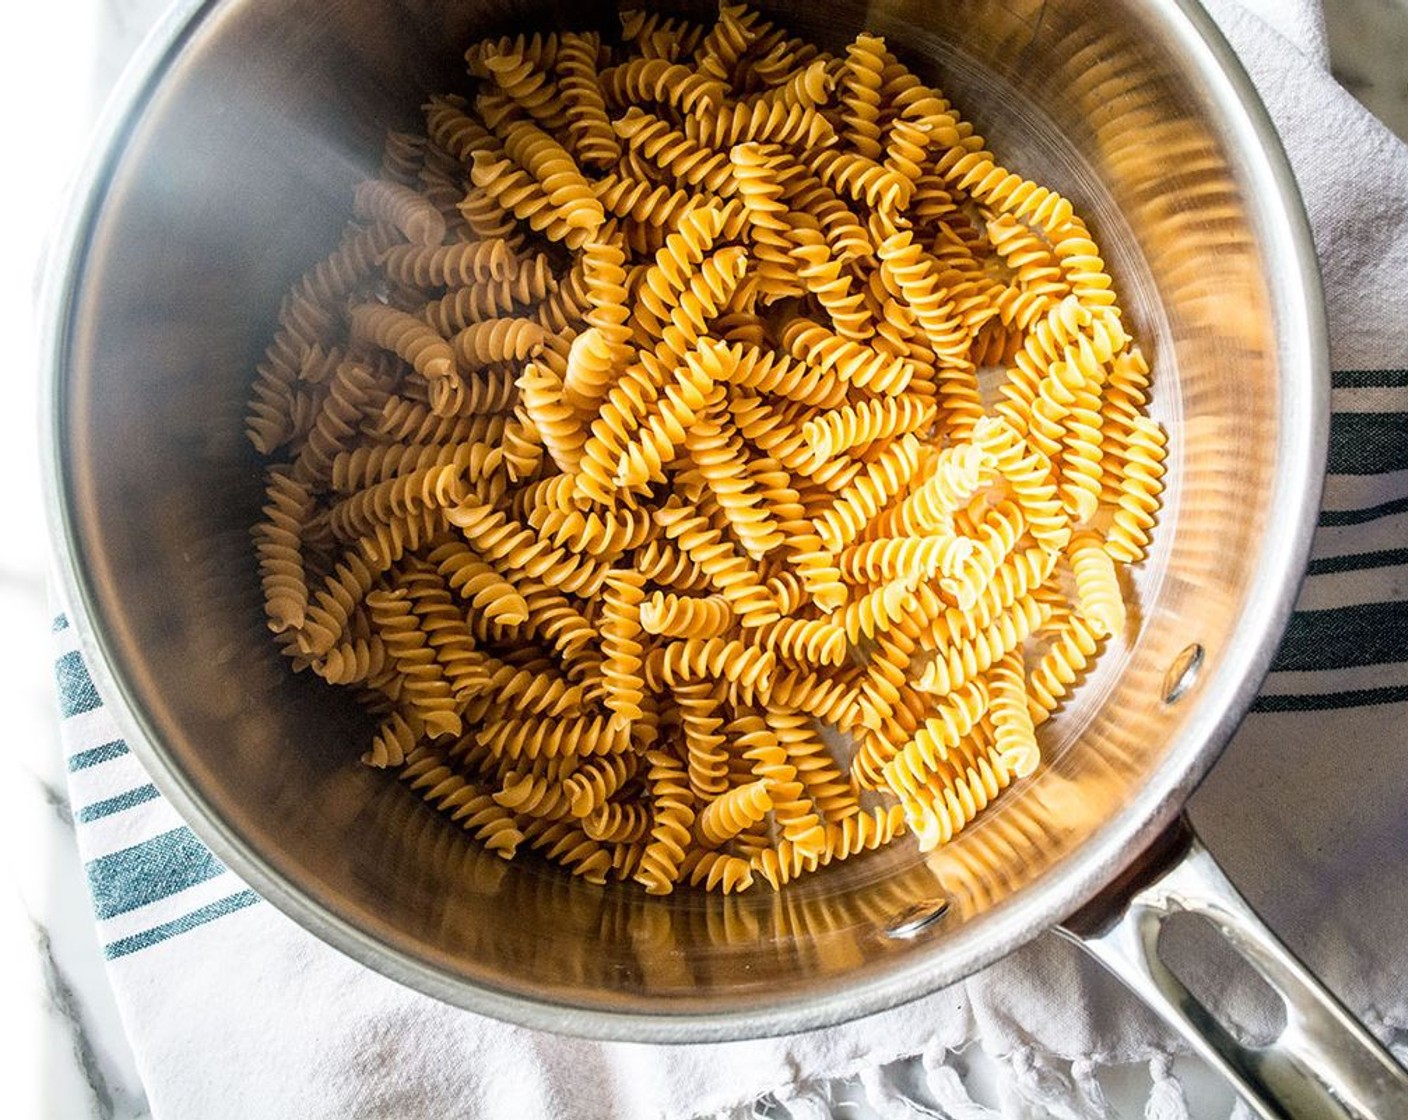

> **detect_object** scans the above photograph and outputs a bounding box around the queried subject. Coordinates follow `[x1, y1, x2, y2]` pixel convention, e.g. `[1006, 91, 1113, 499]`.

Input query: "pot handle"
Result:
[1059, 819, 1408, 1119]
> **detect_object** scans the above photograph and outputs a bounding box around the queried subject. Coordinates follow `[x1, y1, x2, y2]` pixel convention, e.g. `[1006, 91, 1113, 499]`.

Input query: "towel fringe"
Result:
[1145, 1054, 1191, 1120]
[922, 1054, 1001, 1120]
[1069, 1057, 1111, 1118]
[772, 1085, 831, 1120]
[753, 1045, 1324, 1119]
[859, 1065, 942, 1118]
[1006, 1047, 1087, 1120]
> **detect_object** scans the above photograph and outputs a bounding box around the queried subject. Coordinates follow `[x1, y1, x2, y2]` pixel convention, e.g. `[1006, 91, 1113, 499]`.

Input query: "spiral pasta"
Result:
[696, 779, 773, 847]
[562, 753, 636, 818]
[400, 562, 494, 700]
[653, 501, 779, 625]
[802, 396, 935, 465]
[838, 33, 886, 160]
[247, 3, 1166, 895]
[600, 569, 647, 729]
[634, 749, 696, 894]
[681, 388, 784, 560]
[475, 713, 630, 761]
[367, 588, 462, 739]
[780, 317, 914, 395]
[382, 239, 520, 288]
[545, 33, 614, 167]
[660, 679, 723, 801]
[352, 179, 445, 245]
[751, 707, 826, 857]
[1067, 531, 1126, 637]
[1104, 415, 1168, 564]
[613, 107, 738, 196]
[600, 57, 726, 117]
[349, 303, 455, 385]
[253, 468, 315, 633]
[813, 433, 924, 552]
[645, 636, 776, 703]
[639, 591, 734, 638]
[749, 617, 848, 668]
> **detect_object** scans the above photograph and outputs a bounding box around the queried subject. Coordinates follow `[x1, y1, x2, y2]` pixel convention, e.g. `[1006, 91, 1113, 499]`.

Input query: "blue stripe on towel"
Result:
[86, 826, 227, 921]
[77, 784, 161, 824]
[1331, 368, 1408, 388]
[68, 739, 130, 771]
[1252, 685, 1408, 712]
[1319, 496, 1408, 526]
[104, 890, 261, 960]
[55, 650, 102, 718]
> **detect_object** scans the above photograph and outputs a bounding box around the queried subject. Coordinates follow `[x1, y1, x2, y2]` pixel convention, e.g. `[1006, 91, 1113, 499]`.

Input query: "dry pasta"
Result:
[246, 2, 1167, 893]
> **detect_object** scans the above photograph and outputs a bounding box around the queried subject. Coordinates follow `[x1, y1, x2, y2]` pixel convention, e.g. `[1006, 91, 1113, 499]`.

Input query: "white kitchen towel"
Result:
[52, 0, 1408, 1117]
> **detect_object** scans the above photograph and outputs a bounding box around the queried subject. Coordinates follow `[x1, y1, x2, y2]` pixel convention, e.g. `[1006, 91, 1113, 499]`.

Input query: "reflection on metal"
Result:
[1163, 643, 1206, 704]
[1076, 837, 1408, 1120]
[883, 898, 951, 940]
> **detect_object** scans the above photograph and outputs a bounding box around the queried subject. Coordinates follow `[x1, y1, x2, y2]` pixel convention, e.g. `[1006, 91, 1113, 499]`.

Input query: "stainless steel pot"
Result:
[43, 0, 1408, 1115]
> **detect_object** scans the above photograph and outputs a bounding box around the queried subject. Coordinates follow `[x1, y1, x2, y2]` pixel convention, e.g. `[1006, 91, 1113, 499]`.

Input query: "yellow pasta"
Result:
[678, 850, 755, 894]
[562, 753, 636, 818]
[689, 99, 836, 150]
[880, 679, 990, 798]
[634, 749, 696, 894]
[253, 467, 315, 633]
[753, 706, 827, 857]
[484, 51, 567, 131]
[366, 588, 462, 739]
[639, 591, 734, 638]
[599, 57, 727, 117]
[653, 501, 779, 624]
[501, 119, 605, 233]
[349, 303, 455, 383]
[352, 178, 446, 245]
[813, 432, 924, 552]
[681, 389, 784, 560]
[802, 396, 936, 464]
[1067, 531, 1126, 637]
[989, 651, 1040, 779]
[246, 3, 1167, 894]
[838, 33, 886, 160]
[600, 569, 647, 729]
[644, 636, 776, 702]
[780, 316, 914, 395]
[696, 779, 773, 847]
[475, 713, 630, 761]
[398, 561, 494, 694]
[1105, 415, 1168, 564]
[750, 617, 848, 668]
[613, 107, 738, 195]
[664, 678, 724, 800]
[553, 32, 620, 169]
[729, 142, 801, 298]
[382, 239, 520, 287]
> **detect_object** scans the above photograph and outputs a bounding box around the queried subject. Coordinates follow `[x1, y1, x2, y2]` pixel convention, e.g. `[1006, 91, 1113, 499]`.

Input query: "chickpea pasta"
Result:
[247, 2, 1167, 892]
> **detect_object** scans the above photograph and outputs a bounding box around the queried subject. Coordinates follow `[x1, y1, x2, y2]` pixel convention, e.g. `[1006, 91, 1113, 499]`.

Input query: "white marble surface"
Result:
[5, 0, 1406, 1117]
[3, 0, 160, 1115]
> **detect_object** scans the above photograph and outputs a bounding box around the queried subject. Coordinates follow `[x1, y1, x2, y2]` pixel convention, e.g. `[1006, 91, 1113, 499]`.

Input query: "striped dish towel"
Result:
[49, 1, 1408, 1116]
[54, 620, 260, 961]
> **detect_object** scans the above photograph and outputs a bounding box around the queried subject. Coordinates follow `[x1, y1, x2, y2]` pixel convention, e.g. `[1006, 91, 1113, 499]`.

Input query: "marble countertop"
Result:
[6, 1, 1406, 1116]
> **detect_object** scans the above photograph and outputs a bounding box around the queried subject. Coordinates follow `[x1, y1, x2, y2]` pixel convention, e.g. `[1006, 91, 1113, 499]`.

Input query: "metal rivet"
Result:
[1163, 643, 1205, 704]
[884, 898, 950, 940]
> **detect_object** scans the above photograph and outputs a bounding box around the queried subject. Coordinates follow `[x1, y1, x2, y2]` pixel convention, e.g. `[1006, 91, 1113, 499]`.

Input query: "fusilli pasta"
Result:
[246, 4, 1167, 894]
